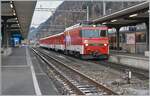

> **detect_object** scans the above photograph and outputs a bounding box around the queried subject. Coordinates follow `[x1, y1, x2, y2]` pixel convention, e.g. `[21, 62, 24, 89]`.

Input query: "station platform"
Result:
[1, 47, 58, 95]
[109, 50, 149, 71]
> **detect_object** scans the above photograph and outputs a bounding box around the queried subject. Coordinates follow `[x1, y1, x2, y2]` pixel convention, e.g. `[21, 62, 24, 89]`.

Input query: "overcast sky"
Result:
[30, 0, 63, 28]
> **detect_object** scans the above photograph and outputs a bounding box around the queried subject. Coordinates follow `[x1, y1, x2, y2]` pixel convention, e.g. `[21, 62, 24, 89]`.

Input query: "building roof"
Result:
[92, 1, 149, 28]
[2, 1, 37, 38]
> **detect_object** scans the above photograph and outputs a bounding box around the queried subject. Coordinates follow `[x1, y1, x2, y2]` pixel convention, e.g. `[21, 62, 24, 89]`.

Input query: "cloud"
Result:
[31, 1, 63, 28]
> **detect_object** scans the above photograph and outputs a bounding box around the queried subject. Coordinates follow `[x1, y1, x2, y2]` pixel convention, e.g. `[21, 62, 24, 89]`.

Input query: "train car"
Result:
[64, 24, 109, 59]
[39, 23, 109, 59]
[39, 32, 65, 51]
[52, 33, 65, 51]
[39, 36, 49, 48]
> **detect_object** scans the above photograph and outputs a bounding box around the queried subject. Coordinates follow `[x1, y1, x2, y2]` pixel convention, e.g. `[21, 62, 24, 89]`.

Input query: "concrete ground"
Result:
[110, 50, 149, 58]
[1, 47, 58, 95]
[29, 48, 59, 95]
[109, 50, 149, 70]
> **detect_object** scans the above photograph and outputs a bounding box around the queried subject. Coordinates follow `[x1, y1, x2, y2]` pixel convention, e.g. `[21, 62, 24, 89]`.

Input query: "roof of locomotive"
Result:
[65, 23, 108, 31]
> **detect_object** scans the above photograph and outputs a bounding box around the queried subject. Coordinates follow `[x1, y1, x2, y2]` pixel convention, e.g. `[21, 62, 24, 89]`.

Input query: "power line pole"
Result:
[103, 0, 106, 15]
[86, 5, 89, 21]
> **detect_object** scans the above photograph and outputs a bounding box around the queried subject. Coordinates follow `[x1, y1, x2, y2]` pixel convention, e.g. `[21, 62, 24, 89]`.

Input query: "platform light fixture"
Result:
[93, 25, 96, 27]
[102, 22, 107, 24]
[13, 12, 16, 16]
[13, 9, 16, 16]
[13, 9, 15, 12]
[111, 19, 117, 22]
[15, 18, 19, 23]
[10, 3, 13, 8]
[17, 23, 20, 27]
[129, 14, 138, 17]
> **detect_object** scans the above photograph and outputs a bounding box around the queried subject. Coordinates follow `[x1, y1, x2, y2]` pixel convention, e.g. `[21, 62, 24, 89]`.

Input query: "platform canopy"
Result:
[92, 1, 149, 28]
[1, 1, 37, 38]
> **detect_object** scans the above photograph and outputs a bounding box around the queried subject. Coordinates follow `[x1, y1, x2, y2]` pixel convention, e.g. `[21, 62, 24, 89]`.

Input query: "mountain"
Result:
[30, 1, 142, 39]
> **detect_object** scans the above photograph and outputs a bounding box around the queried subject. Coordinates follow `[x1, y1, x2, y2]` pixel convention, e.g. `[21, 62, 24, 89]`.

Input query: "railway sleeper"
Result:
[79, 87, 97, 90]
[77, 85, 95, 88]
[80, 89, 98, 93]
[82, 90, 98, 93]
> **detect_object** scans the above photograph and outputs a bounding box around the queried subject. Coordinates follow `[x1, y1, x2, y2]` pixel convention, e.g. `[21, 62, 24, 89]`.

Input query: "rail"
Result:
[31, 48, 118, 95]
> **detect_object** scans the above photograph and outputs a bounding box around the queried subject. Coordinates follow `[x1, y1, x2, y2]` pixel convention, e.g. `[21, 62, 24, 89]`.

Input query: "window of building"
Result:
[136, 32, 146, 42]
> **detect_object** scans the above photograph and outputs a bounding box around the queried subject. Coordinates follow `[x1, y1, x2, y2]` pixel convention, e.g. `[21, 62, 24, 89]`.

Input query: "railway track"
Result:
[91, 60, 149, 80]
[31, 48, 118, 95]
[41, 47, 149, 80]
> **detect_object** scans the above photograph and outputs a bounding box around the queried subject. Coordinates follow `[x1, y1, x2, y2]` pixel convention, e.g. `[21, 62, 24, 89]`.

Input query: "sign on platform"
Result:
[126, 33, 135, 44]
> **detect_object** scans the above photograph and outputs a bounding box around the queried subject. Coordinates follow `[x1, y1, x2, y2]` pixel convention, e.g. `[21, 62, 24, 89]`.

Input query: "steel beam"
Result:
[1, 1, 10, 3]
[2, 19, 7, 48]
[2, 22, 18, 25]
[115, 27, 120, 51]
[1, 16, 17, 20]
[124, 17, 148, 21]
[7, 27, 20, 30]
[105, 20, 147, 28]
[145, 21, 149, 51]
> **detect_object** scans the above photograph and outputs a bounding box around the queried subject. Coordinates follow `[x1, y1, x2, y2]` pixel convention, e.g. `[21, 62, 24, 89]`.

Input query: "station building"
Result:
[108, 23, 147, 54]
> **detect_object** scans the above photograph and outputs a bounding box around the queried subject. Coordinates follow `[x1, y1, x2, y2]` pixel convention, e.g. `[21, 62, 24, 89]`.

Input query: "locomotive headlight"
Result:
[104, 43, 107, 46]
[85, 43, 89, 46]
[84, 40, 88, 43]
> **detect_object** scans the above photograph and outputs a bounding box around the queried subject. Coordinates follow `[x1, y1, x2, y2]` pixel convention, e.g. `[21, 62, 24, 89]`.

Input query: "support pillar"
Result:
[145, 21, 149, 51]
[3, 19, 7, 48]
[116, 27, 120, 50]
[2, 16, 17, 48]
[7, 24, 12, 47]
[1, 24, 4, 47]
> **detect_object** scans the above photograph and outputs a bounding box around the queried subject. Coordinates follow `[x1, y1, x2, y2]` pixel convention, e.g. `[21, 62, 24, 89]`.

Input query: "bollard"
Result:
[125, 69, 132, 84]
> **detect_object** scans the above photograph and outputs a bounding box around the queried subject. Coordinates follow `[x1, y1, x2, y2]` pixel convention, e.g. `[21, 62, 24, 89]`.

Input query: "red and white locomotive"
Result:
[39, 23, 109, 59]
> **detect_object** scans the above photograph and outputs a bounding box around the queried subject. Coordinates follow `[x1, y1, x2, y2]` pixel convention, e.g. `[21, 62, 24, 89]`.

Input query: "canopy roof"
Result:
[2, 1, 37, 38]
[92, 1, 149, 28]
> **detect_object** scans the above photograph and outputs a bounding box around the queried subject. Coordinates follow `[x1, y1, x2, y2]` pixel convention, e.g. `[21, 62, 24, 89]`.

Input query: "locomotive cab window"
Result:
[80, 30, 107, 38]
